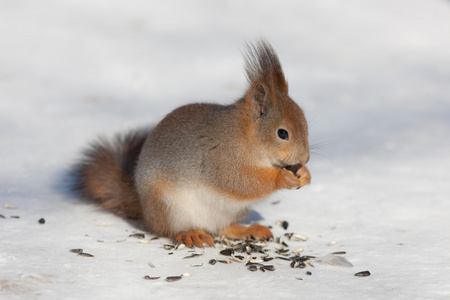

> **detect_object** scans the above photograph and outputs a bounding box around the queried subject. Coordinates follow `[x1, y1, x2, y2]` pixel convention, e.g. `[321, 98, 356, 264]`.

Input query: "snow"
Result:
[1, 0, 450, 299]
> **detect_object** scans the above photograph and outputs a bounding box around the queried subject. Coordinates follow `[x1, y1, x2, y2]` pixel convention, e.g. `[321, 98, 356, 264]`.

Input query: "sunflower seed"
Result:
[0, 214, 5, 218]
[306, 271, 312, 276]
[38, 218, 45, 224]
[220, 249, 234, 256]
[355, 271, 371, 277]
[209, 259, 217, 265]
[332, 251, 346, 255]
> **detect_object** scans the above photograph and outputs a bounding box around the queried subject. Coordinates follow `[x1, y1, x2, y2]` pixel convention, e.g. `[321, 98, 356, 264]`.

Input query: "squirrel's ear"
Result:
[250, 83, 269, 118]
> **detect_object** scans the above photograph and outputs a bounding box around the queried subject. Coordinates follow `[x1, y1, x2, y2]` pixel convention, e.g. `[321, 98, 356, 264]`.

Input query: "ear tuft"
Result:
[244, 40, 288, 94]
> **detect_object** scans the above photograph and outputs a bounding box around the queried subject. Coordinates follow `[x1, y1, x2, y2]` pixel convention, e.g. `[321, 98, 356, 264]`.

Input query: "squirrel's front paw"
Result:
[175, 230, 214, 248]
[296, 165, 311, 187]
[278, 168, 302, 190]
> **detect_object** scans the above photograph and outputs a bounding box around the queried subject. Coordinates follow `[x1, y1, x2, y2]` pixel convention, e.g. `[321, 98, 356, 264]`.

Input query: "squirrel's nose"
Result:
[300, 152, 309, 165]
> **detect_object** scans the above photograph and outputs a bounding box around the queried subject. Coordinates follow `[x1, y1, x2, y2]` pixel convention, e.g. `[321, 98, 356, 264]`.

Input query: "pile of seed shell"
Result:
[210, 235, 316, 273]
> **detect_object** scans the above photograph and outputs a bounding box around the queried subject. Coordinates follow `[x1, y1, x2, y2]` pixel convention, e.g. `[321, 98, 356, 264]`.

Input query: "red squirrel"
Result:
[74, 40, 311, 247]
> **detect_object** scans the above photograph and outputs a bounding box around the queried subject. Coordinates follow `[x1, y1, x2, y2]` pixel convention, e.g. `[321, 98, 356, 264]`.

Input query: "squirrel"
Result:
[73, 40, 311, 248]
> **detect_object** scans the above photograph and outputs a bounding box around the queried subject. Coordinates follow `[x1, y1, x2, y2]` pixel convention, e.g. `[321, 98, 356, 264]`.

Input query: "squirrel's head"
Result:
[242, 40, 309, 168]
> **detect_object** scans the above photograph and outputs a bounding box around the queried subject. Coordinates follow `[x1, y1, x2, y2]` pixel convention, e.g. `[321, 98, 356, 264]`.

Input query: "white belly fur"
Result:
[163, 182, 256, 234]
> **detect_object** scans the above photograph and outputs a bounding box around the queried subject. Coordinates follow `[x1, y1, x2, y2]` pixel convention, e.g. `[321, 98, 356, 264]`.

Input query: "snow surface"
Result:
[1, 0, 450, 299]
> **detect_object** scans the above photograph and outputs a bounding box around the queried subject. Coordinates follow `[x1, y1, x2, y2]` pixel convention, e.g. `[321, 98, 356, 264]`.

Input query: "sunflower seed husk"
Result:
[275, 256, 291, 261]
[285, 233, 309, 241]
[0, 214, 5, 218]
[129, 233, 145, 239]
[332, 251, 346, 255]
[148, 262, 155, 268]
[274, 245, 285, 251]
[4, 204, 18, 209]
[209, 259, 217, 265]
[247, 265, 258, 272]
[293, 247, 304, 254]
[191, 263, 203, 267]
[183, 252, 203, 259]
[262, 265, 275, 271]
[143, 275, 160, 280]
[176, 244, 186, 250]
[163, 244, 175, 250]
[231, 254, 245, 263]
[217, 258, 232, 264]
[78, 252, 94, 257]
[69, 248, 83, 253]
[166, 276, 182, 282]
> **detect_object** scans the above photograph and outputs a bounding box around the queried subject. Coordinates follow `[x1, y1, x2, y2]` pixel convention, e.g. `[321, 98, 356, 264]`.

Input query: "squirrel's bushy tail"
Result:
[73, 127, 152, 220]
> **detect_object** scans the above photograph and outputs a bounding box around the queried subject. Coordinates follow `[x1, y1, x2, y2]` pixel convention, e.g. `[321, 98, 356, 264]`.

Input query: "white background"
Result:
[1, 1, 450, 299]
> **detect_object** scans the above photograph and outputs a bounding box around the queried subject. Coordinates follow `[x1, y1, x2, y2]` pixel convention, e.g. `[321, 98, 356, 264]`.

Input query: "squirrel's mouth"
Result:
[284, 163, 302, 174]
[273, 160, 302, 173]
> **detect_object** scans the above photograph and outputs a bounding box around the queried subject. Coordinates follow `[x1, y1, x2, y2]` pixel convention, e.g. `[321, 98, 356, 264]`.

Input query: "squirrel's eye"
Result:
[277, 129, 289, 140]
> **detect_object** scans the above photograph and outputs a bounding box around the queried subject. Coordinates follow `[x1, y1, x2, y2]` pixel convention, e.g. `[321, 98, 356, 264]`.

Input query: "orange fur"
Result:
[175, 230, 214, 248]
[218, 223, 273, 240]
